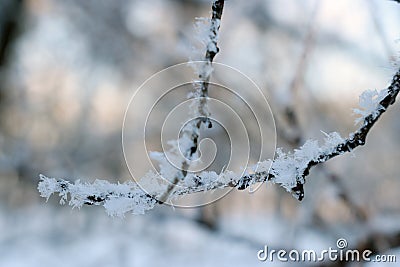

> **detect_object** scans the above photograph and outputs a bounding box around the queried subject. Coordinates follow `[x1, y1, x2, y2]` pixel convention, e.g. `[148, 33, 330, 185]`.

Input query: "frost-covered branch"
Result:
[37, 0, 400, 216]
[194, 0, 223, 117]
[37, 174, 157, 216]
[38, 69, 400, 216]
[262, 69, 400, 200]
[157, 0, 224, 202]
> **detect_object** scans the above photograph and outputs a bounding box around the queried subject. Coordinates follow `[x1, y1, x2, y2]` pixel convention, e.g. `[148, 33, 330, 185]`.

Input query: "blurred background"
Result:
[1, 0, 400, 266]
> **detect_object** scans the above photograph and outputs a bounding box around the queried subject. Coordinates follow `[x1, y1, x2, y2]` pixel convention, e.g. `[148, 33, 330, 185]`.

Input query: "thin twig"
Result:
[158, 0, 224, 203]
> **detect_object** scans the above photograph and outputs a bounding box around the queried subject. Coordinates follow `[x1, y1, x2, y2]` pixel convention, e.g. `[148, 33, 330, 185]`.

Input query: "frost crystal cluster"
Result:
[353, 89, 388, 124]
[38, 174, 156, 217]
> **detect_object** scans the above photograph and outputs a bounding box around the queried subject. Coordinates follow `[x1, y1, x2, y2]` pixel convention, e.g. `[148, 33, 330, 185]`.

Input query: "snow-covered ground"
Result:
[0, 203, 399, 267]
[0, 205, 264, 267]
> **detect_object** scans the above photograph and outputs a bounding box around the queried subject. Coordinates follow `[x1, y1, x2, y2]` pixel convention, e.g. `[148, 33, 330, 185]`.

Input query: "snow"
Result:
[38, 175, 156, 217]
[2, 200, 400, 267]
[103, 193, 153, 217]
[270, 149, 299, 192]
[191, 17, 220, 61]
[149, 151, 179, 182]
[321, 131, 345, 152]
[253, 160, 273, 173]
[353, 89, 388, 125]
[294, 140, 321, 166]
[0, 206, 262, 267]
[38, 129, 348, 216]
[37, 175, 64, 201]
[269, 132, 345, 193]
[217, 170, 240, 184]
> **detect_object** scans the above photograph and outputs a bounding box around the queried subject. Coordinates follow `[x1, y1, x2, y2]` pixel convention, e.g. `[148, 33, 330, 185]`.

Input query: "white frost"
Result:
[38, 175, 156, 217]
[191, 17, 220, 61]
[37, 174, 61, 201]
[353, 89, 387, 124]
[38, 130, 347, 216]
[269, 132, 344, 193]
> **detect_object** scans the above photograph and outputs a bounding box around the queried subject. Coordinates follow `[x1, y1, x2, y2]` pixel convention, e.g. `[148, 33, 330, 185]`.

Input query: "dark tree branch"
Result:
[0, 0, 24, 66]
[0, 0, 25, 111]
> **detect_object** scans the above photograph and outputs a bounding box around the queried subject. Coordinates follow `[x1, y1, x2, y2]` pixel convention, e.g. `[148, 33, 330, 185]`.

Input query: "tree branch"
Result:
[37, 0, 400, 216]
[38, 67, 400, 215]
[157, 0, 224, 203]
